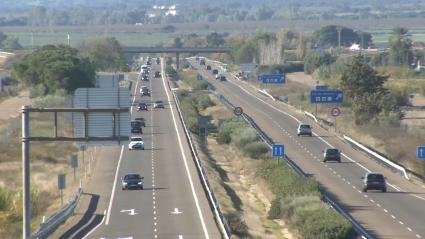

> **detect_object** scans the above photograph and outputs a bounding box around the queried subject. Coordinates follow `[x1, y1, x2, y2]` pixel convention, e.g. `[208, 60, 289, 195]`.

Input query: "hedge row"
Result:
[258, 160, 354, 239]
[216, 117, 269, 159]
[178, 91, 215, 134]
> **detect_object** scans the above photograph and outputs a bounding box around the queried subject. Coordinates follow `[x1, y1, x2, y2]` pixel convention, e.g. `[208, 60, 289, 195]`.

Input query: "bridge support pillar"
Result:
[176, 52, 180, 69]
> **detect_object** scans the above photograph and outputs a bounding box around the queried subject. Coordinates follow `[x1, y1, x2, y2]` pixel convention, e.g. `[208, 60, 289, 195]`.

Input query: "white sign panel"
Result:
[73, 88, 130, 146]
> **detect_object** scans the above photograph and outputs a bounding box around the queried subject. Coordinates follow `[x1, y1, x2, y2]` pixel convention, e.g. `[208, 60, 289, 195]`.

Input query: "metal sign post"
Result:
[71, 154, 78, 181]
[58, 174, 66, 206]
[331, 107, 341, 132]
[272, 144, 285, 165]
[21, 106, 129, 239]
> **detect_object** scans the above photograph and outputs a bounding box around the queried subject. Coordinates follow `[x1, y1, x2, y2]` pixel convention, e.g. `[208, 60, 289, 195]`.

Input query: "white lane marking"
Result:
[410, 193, 425, 201]
[399, 221, 404, 225]
[105, 146, 125, 225]
[171, 208, 183, 214]
[82, 210, 106, 239]
[120, 209, 138, 216]
[179, 235, 183, 239]
[416, 234, 421, 238]
[161, 61, 210, 238]
[227, 76, 408, 193]
[130, 75, 140, 113]
[391, 215, 396, 219]
[377, 204, 381, 207]
[384, 209, 388, 213]
[408, 227, 412, 231]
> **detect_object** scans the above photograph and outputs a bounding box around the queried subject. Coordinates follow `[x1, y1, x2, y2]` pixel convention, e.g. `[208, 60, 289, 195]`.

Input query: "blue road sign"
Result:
[310, 90, 343, 104]
[272, 144, 285, 158]
[196, 75, 203, 81]
[315, 85, 328, 91]
[417, 146, 425, 159]
[258, 74, 286, 84]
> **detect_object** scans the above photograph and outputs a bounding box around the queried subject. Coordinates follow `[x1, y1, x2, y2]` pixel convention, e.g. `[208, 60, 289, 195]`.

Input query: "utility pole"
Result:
[336, 26, 343, 49]
[22, 106, 30, 239]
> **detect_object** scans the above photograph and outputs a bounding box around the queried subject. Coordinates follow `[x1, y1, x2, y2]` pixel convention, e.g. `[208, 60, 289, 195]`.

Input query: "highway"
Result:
[190, 58, 425, 239]
[56, 59, 221, 238]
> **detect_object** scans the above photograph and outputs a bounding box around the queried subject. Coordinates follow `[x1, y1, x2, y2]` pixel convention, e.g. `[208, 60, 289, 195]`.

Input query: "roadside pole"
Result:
[22, 106, 30, 239]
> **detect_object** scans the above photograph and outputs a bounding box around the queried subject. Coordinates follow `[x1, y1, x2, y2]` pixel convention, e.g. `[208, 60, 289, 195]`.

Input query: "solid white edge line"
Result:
[105, 145, 124, 225]
[226, 74, 405, 192]
[82, 210, 107, 239]
[160, 60, 210, 239]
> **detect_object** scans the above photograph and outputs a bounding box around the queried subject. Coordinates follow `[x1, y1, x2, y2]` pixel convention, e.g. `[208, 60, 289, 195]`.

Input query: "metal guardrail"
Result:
[343, 135, 409, 180]
[207, 66, 373, 239]
[163, 66, 231, 238]
[31, 187, 83, 239]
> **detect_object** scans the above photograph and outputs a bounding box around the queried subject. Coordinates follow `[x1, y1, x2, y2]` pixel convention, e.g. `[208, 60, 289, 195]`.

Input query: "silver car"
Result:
[297, 124, 312, 136]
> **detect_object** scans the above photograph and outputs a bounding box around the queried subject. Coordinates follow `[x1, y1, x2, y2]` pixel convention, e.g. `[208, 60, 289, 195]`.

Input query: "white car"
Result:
[139, 86, 149, 94]
[297, 124, 312, 136]
[128, 137, 144, 150]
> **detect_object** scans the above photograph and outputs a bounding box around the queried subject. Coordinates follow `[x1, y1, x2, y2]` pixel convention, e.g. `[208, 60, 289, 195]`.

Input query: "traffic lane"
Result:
[196, 63, 420, 238]
[89, 71, 155, 238]
[150, 63, 221, 238]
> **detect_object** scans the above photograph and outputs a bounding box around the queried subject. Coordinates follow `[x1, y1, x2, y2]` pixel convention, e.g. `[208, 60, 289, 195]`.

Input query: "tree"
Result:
[340, 55, 393, 125]
[0, 32, 6, 46]
[313, 25, 372, 48]
[304, 51, 335, 74]
[78, 37, 127, 72]
[172, 37, 183, 48]
[206, 32, 225, 47]
[389, 27, 412, 65]
[1, 37, 22, 49]
[11, 45, 95, 94]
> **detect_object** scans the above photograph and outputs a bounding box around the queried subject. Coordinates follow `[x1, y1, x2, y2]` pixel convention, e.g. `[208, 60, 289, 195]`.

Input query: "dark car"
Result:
[146, 60, 152, 66]
[131, 120, 143, 134]
[142, 75, 149, 81]
[362, 172, 387, 192]
[154, 71, 161, 78]
[195, 57, 200, 61]
[219, 75, 226, 81]
[323, 148, 341, 162]
[121, 174, 144, 190]
[156, 58, 160, 64]
[200, 59, 206, 65]
[134, 117, 146, 127]
[141, 88, 150, 96]
[137, 103, 148, 111]
[206, 65, 212, 70]
[212, 69, 219, 74]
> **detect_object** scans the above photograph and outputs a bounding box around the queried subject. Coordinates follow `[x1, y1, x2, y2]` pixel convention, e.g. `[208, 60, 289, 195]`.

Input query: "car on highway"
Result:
[137, 102, 148, 111]
[195, 56, 200, 61]
[156, 58, 160, 64]
[154, 71, 161, 78]
[206, 65, 212, 70]
[134, 117, 146, 127]
[323, 148, 341, 162]
[212, 69, 219, 75]
[297, 123, 312, 136]
[121, 173, 144, 190]
[219, 75, 226, 81]
[131, 120, 143, 134]
[200, 58, 206, 65]
[142, 75, 149, 81]
[128, 137, 145, 150]
[140, 87, 150, 96]
[153, 100, 165, 109]
[362, 172, 387, 192]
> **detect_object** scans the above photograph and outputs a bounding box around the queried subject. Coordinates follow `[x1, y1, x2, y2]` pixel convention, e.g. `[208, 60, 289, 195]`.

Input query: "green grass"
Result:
[6, 31, 173, 48]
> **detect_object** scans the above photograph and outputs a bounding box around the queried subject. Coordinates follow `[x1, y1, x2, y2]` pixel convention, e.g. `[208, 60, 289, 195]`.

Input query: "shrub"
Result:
[33, 94, 66, 108]
[225, 213, 249, 237]
[304, 51, 335, 74]
[242, 141, 269, 159]
[0, 188, 12, 211]
[193, 93, 214, 110]
[268, 198, 283, 219]
[231, 127, 259, 147]
[216, 118, 247, 144]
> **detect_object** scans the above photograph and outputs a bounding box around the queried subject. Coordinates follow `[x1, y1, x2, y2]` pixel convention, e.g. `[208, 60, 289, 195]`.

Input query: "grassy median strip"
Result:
[177, 90, 354, 238]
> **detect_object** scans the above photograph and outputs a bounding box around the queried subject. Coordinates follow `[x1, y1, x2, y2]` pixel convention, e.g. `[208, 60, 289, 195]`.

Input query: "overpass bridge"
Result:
[122, 47, 231, 69]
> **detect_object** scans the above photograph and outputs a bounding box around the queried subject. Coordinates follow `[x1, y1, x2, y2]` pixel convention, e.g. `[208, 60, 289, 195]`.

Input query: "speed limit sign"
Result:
[331, 107, 341, 117]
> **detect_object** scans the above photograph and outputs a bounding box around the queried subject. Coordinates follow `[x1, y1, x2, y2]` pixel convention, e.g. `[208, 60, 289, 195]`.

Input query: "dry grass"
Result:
[191, 99, 297, 239]
[0, 102, 100, 237]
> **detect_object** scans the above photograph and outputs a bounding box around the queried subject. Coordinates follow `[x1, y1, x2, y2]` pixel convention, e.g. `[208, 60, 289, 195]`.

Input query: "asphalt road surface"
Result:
[190, 58, 425, 239]
[56, 60, 221, 239]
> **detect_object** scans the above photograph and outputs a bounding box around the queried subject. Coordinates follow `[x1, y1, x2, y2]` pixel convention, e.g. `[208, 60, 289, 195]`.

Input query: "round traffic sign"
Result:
[331, 107, 341, 117]
[234, 107, 243, 116]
